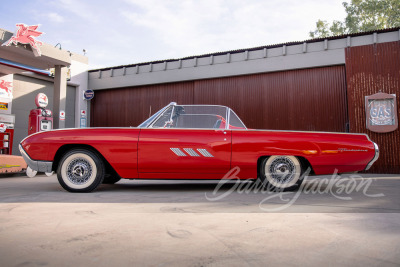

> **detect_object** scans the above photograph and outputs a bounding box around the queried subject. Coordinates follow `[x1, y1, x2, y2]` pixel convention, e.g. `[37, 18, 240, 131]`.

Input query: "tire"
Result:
[259, 156, 304, 191]
[102, 175, 121, 184]
[57, 149, 105, 193]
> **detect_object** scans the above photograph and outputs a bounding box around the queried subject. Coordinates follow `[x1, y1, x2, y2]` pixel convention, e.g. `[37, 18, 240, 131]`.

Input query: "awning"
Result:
[0, 58, 50, 76]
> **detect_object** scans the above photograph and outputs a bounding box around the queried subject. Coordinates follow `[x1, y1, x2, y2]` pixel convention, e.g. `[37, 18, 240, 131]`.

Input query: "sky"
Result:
[0, 0, 346, 69]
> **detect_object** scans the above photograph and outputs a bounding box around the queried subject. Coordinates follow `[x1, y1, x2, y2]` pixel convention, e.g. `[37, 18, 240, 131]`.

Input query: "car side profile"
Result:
[19, 102, 379, 192]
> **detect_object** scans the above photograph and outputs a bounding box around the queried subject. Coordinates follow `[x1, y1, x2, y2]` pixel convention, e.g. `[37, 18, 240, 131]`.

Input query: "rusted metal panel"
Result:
[345, 41, 400, 173]
[194, 66, 348, 132]
[90, 82, 194, 127]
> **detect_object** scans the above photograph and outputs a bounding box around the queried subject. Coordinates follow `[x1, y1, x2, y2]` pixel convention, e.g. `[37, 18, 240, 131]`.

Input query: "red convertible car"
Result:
[19, 102, 379, 192]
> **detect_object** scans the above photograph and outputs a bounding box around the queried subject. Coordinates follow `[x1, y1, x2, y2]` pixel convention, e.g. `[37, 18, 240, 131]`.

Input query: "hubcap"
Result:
[67, 158, 93, 185]
[268, 157, 296, 184]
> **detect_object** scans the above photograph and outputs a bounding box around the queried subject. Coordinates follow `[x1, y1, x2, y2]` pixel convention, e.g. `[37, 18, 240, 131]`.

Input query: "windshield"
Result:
[138, 102, 246, 130]
[138, 103, 174, 128]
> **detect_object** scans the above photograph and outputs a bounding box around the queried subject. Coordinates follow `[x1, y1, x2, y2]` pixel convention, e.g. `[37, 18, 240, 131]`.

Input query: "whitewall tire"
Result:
[260, 156, 303, 191]
[57, 149, 105, 193]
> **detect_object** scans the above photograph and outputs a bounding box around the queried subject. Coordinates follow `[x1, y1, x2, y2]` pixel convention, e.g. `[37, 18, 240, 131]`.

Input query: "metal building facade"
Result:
[346, 41, 400, 173]
[89, 28, 400, 173]
[91, 66, 348, 133]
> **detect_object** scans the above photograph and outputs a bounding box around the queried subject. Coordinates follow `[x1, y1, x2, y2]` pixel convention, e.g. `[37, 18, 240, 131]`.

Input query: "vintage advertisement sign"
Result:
[365, 93, 398, 133]
[0, 102, 9, 111]
[35, 93, 49, 108]
[80, 117, 86, 128]
[0, 123, 6, 133]
[2, 24, 44, 56]
[60, 110, 66, 121]
[0, 80, 12, 99]
[83, 90, 94, 100]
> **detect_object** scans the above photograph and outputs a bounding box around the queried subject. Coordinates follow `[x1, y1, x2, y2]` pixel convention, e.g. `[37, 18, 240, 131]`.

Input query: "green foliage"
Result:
[309, 0, 400, 38]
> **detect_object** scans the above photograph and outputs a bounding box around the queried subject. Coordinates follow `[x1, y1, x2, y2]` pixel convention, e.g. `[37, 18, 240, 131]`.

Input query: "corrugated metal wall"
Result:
[91, 66, 348, 132]
[345, 41, 400, 173]
[91, 82, 194, 127]
[194, 66, 348, 131]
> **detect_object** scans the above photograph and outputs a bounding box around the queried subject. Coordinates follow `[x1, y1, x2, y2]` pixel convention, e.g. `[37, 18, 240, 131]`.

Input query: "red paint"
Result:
[21, 127, 376, 179]
[2, 24, 43, 56]
[0, 80, 12, 97]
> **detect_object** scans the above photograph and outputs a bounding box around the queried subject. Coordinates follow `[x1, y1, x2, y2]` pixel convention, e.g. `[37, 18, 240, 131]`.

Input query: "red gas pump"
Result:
[28, 93, 53, 135]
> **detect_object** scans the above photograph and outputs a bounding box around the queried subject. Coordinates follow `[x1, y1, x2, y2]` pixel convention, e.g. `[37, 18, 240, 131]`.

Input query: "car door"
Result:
[138, 128, 231, 177]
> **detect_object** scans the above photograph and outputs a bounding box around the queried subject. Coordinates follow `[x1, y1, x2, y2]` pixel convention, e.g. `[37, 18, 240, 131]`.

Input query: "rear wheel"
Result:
[57, 149, 105, 193]
[259, 156, 304, 191]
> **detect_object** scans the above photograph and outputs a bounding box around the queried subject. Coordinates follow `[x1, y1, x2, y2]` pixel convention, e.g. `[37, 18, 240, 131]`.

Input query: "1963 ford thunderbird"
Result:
[19, 102, 379, 192]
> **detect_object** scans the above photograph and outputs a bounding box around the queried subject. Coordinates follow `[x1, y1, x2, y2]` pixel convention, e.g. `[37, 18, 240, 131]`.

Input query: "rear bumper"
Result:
[365, 142, 379, 171]
[19, 144, 53, 173]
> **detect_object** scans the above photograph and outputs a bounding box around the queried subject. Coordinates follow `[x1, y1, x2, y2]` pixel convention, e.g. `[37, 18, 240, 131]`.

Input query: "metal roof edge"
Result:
[88, 27, 400, 73]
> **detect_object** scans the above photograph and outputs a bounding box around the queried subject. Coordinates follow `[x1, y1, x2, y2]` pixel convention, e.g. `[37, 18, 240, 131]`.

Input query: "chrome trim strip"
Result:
[183, 148, 200, 157]
[197, 149, 214, 157]
[365, 142, 379, 171]
[170, 148, 187, 157]
[225, 107, 230, 130]
[19, 144, 53, 172]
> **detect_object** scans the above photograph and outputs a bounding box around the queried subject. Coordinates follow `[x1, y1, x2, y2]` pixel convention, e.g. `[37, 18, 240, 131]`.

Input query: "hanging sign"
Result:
[83, 90, 94, 100]
[1, 24, 44, 56]
[365, 93, 398, 133]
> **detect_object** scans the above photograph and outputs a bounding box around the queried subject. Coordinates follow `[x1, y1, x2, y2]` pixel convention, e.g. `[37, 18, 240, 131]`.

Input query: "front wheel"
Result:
[259, 156, 304, 191]
[57, 149, 105, 193]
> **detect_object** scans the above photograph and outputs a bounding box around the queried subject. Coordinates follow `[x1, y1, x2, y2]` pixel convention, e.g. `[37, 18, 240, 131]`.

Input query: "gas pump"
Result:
[26, 93, 53, 177]
[28, 93, 53, 135]
[0, 114, 15, 155]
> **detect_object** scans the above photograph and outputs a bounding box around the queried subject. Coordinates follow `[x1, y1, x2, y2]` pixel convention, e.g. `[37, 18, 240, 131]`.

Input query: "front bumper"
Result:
[19, 144, 53, 173]
[365, 142, 379, 171]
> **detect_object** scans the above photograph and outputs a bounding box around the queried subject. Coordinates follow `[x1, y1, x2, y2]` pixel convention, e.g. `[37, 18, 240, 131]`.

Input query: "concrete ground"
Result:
[0, 173, 399, 267]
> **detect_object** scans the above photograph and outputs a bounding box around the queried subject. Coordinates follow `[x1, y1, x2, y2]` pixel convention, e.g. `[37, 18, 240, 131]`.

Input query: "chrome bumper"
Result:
[19, 144, 53, 173]
[365, 142, 379, 171]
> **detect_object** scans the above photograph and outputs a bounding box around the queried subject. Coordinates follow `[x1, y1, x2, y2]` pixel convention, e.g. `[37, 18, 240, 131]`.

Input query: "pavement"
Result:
[0, 173, 399, 267]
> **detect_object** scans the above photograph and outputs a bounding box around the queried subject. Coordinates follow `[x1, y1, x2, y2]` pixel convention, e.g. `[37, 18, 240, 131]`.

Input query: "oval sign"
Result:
[35, 93, 48, 108]
[83, 90, 94, 100]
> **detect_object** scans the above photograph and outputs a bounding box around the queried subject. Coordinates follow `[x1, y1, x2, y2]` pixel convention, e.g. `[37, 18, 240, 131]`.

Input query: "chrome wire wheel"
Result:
[263, 156, 302, 189]
[57, 149, 104, 192]
[66, 157, 94, 185]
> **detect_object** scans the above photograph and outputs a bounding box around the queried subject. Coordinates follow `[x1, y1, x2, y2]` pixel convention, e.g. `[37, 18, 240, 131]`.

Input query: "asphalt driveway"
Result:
[0, 173, 399, 266]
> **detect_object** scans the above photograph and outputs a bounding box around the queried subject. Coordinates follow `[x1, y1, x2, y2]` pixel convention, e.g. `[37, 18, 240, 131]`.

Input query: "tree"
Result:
[309, 0, 400, 38]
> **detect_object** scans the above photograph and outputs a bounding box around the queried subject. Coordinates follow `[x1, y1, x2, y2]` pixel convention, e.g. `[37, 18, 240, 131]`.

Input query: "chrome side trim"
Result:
[170, 148, 187, 157]
[197, 149, 214, 157]
[19, 144, 53, 173]
[365, 142, 379, 171]
[183, 148, 200, 157]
